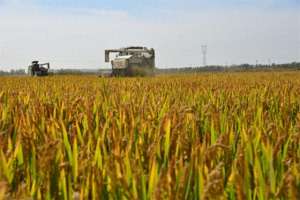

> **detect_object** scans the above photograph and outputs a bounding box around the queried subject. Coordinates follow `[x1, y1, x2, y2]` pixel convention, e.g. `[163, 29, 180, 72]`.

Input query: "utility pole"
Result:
[201, 45, 207, 67]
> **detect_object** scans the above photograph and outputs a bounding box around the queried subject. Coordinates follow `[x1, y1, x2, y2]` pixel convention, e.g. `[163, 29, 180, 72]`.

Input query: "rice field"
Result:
[0, 72, 299, 199]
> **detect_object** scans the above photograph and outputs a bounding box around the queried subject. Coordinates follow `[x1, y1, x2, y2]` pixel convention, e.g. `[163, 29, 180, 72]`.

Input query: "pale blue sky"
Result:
[0, 0, 299, 69]
[16, 0, 300, 8]
[2, 0, 299, 14]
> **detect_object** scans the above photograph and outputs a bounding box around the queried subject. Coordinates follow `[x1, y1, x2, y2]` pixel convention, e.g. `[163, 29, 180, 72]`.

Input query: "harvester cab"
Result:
[28, 61, 50, 76]
[105, 46, 155, 76]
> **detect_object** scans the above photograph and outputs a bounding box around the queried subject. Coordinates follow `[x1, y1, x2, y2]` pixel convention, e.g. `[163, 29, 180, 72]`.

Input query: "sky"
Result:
[0, 0, 299, 69]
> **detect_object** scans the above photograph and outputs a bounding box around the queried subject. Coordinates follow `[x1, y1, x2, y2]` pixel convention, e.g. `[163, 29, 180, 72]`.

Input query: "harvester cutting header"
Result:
[105, 46, 155, 76]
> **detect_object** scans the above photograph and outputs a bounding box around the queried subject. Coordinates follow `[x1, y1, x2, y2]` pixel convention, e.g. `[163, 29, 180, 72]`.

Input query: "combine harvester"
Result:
[105, 46, 155, 76]
[28, 61, 50, 76]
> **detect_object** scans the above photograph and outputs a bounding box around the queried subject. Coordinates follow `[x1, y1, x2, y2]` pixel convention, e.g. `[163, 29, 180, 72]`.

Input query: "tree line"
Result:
[0, 62, 299, 76]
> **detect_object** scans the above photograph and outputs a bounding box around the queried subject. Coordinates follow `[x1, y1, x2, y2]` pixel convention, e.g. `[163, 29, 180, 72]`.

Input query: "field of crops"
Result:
[0, 72, 299, 199]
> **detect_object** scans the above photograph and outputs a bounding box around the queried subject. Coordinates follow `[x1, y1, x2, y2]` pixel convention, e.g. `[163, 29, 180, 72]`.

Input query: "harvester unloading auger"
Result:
[105, 46, 155, 76]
